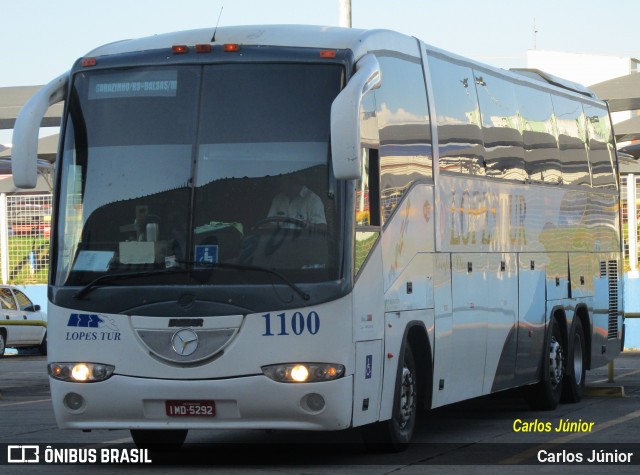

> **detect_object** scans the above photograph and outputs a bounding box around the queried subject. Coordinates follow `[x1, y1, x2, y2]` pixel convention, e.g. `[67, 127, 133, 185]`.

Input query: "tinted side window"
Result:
[357, 93, 380, 228]
[13, 289, 34, 311]
[0, 288, 17, 310]
[515, 85, 561, 184]
[375, 54, 432, 224]
[584, 103, 617, 189]
[475, 72, 526, 181]
[552, 95, 591, 186]
[428, 55, 485, 175]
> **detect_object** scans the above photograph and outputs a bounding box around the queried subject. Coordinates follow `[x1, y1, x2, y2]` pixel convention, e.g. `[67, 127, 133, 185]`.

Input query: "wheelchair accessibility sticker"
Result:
[195, 245, 218, 268]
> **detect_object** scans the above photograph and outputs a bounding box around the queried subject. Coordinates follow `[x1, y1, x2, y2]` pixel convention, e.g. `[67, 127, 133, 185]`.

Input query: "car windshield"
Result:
[55, 62, 344, 287]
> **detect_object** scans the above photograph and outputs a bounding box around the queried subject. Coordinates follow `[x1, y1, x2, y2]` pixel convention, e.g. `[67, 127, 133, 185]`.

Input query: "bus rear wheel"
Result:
[130, 429, 188, 451]
[525, 318, 564, 410]
[362, 344, 417, 452]
[562, 318, 586, 403]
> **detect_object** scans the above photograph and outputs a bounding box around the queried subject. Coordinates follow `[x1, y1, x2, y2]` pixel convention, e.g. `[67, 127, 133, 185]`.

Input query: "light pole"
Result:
[338, 0, 352, 28]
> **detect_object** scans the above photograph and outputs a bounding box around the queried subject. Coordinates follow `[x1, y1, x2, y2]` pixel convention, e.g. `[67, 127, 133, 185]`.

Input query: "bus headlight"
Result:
[48, 363, 115, 382]
[262, 363, 345, 383]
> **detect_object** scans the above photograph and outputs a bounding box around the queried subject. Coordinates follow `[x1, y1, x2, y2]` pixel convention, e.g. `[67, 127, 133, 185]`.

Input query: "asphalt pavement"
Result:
[2, 349, 640, 473]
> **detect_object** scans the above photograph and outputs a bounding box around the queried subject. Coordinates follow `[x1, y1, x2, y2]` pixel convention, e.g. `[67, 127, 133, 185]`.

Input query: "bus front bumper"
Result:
[49, 373, 354, 431]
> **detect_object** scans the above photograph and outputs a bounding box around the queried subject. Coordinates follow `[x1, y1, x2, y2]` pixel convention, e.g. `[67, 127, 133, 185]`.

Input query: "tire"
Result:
[525, 318, 565, 410]
[0, 331, 6, 357]
[130, 429, 188, 451]
[562, 319, 586, 403]
[362, 344, 417, 452]
[38, 332, 47, 356]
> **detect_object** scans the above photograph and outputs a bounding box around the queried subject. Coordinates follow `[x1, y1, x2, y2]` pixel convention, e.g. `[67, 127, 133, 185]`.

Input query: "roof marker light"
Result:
[320, 50, 337, 59]
[195, 44, 213, 53]
[82, 58, 97, 67]
[223, 43, 240, 52]
[172, 45, 189, 54]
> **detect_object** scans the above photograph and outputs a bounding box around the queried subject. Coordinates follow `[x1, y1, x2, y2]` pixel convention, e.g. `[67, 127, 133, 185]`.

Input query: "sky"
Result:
[3, 0, 640, 88]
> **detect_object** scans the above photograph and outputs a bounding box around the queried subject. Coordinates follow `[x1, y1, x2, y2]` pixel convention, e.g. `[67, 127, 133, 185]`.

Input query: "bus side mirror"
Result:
[330, 54, 381, 180]
[12, 73, 68, 188]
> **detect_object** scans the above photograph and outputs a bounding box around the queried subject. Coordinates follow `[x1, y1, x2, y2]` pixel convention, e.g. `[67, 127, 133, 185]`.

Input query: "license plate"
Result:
[165, 400, 216, 417]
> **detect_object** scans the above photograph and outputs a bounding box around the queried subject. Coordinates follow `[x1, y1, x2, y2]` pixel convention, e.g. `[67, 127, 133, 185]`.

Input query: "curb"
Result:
[585, 385, 626, 397]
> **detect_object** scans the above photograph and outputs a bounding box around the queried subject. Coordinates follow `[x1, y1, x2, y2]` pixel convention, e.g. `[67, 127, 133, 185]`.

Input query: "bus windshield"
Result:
[55, 63, 344, 287]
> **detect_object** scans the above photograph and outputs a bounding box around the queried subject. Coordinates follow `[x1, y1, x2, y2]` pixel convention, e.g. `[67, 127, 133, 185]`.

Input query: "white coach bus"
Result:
[13, 25, 622, 450]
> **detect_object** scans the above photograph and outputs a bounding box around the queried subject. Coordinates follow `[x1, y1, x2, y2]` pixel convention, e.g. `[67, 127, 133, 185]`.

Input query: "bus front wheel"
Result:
[362, 344, 417, 452]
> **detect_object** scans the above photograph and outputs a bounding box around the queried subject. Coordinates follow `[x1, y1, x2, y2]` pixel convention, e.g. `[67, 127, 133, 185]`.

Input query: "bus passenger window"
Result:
[428, 55, 485, 176]
[475, 72, 526, 181]
[375, 54, 432, 224]
[552, 95, 591, 187]
[515, 85, 561, 184]
[584, 103, 617, 190]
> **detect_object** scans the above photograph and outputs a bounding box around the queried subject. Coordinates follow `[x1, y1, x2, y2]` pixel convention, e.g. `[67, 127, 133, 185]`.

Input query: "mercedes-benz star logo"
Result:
[171, 328, 199, 356]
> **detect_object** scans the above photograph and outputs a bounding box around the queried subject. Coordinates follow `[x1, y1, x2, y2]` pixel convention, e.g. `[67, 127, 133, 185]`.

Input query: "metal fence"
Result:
[622, 174, 640, 274]
[0, 193, 52, 284]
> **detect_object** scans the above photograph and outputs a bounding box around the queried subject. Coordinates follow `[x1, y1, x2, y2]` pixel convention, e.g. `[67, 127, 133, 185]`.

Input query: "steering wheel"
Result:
[252, 216, 307, 230]
[249, 216, 306, 256]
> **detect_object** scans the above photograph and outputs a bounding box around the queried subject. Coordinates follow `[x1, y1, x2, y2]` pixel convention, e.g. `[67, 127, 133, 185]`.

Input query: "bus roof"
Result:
[84, 24, 599, 102]
[86, 25, 420, 61]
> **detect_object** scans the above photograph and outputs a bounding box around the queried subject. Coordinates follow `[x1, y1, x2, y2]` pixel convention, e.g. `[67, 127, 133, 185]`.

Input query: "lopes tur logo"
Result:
[67, 313, 118, 331]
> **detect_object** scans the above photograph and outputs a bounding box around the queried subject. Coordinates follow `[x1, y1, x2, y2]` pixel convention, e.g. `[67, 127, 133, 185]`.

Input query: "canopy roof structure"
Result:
[0, 85, 61, 167]
[590, 73, 640, 143]
[0, 85, 56, 192]
[0, 85, 62, 131]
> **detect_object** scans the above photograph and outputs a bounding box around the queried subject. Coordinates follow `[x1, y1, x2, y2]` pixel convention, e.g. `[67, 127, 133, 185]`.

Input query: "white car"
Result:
[0, 286, 47, 356]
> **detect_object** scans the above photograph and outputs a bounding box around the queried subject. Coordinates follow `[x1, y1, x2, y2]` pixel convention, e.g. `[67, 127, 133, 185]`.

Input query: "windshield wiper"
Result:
[73, 263, 311, 302]
[73, 268, 189, 300]
[179, 261, 310, 301]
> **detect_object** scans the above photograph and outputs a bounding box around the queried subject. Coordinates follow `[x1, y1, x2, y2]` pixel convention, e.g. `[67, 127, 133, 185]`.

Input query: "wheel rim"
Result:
[549, 336, 564, 388]
[398, 367, 416, 429]
[573, 332, 584, 385]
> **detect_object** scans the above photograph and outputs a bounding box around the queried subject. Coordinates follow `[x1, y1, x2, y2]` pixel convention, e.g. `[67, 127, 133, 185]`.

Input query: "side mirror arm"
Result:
[12, 73, 69, 188]
[330, 54, 381, 180]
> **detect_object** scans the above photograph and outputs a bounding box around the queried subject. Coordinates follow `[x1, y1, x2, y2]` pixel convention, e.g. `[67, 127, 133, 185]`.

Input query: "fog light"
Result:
[303, 393, 326, 412]
[64, 392, 85, 411]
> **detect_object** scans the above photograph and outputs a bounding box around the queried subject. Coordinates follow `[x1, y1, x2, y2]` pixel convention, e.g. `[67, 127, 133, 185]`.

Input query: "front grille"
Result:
[136, 328, 237, 364]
